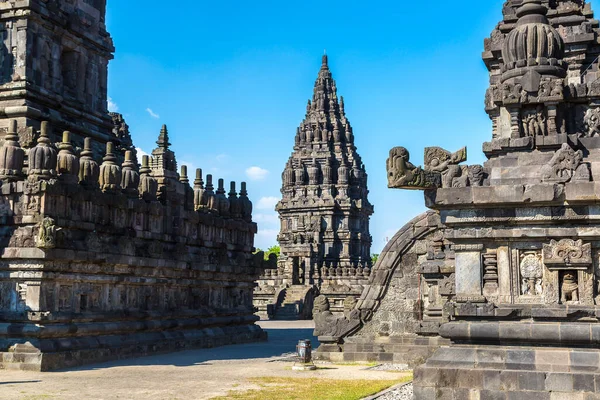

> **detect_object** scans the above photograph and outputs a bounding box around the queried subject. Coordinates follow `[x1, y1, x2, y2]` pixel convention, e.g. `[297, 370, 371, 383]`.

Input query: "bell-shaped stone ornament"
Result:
[28, 121, 57, 181]
[99, 142, 122, 193]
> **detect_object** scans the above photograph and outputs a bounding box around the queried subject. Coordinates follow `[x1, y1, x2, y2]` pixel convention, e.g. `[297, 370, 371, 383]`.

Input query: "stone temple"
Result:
[0, 0, 267, 371]
[313, 0, 600, 398]
[254, 55, 374, 320]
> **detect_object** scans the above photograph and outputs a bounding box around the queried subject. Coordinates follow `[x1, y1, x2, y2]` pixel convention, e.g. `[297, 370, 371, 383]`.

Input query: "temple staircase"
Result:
[273, 285, 315, 320]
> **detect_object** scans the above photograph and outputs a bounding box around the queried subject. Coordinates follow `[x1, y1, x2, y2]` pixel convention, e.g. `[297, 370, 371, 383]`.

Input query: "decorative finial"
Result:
[516, 0, 547, 20]
[322, 53, 328, 67]
[0, 119, 24, 182]
[57, 131, 79, 183]
[139, 155, 158, 201]
[121, 150, 140, 196]
[180, 165, 189, 185]
[157, 124, 170, 148]
[78, 137, 99, 188]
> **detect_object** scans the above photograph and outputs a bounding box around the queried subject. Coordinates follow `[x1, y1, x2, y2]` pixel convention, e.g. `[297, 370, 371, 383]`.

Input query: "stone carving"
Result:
[57, 131, 79, 184]
[99, 142, 121, 193]
[584, 108, 600, 137]
[522, 106, 547, 136]
[541, 144, 590, 183]
[520, 253, 543, 296]
[35, 217, 58, 249]
[138, 155, 157, 201]
[0, 119, 24, 182]
[78, 137, 100, 188]
[424, 146, 467, 188]
[467, 165, 485, 187]
[120, 150, 139, 196]
[313, 295, 360, 338]
[560, 271, 579, 303]
[28, 121, 57, 181]
[387, 147, 441, 189]
[543, 239, 592, 267]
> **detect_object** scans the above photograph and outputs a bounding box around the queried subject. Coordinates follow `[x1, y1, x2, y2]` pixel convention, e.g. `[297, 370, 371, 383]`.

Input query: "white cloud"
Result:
[108, 97, 118, 112]
[255, 228, 280, 249]
[253, 213, 280, 224]
[257, 196, 279, 210]
[136, 147, 150, 159]
[246, 166, 269, 181]
[146, 108, 160, 119]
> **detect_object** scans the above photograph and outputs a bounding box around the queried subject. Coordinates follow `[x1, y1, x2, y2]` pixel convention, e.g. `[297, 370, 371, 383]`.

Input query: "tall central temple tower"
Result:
[255, 56, 373, 320]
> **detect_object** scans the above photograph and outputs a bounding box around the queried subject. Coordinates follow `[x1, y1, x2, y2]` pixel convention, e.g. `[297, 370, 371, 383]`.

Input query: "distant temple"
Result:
[254, 56, 374, 320]
[0, 0, 267, 371]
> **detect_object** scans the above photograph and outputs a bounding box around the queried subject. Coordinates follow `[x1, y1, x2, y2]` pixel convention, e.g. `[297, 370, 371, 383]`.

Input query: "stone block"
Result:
[518, 371, 547, 391]
[573, 374, 596, 392]
[571, 351, 600, 373]
[536, 349, 570, 372]
[499, 371, 519, 391]
[560, 324, 592, 343]
[456, 252, 482, 296]
[483, 370, 502, 391]
[545, 373, 574, 392]
[506, 349, 535, 370]
[456, 369, 483, 390]
[508, 392, 550, 400]
[480, 389, 507, 400]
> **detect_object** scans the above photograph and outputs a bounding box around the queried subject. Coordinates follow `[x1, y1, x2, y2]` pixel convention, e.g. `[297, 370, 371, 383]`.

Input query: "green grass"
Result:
[210, 375, 412, 400]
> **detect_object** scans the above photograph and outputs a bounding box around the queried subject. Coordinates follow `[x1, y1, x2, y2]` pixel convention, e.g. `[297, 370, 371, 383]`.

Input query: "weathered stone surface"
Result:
[0, 1, 267, 371]
[319, 0, 600, 398]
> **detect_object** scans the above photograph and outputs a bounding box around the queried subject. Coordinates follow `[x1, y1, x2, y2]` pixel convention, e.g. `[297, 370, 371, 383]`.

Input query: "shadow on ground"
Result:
[55, 326, 319, 372]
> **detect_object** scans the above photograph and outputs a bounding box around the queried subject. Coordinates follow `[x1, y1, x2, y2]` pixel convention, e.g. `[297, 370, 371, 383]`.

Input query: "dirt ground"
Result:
[0, 321, 409, 400]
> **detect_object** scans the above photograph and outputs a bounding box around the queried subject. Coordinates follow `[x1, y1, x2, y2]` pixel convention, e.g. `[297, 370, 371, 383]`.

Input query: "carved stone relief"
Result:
[541, 144, 590, 183]
[543, 239, 592, 268]
[520, 253, 544, 297]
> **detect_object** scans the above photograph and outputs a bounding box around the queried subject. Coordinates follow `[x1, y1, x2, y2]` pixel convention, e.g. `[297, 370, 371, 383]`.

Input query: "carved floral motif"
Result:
[520, 253, 543, 296]
[543, 239, 592, 268]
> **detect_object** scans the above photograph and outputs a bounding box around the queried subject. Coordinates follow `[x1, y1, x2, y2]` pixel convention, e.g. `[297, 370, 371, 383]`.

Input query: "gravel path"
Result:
[373, 383, 413, 400]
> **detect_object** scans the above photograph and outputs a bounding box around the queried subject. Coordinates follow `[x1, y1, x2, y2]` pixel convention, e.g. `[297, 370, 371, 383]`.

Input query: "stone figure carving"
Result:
[424, 147, 467, 188]
[35, 217, 58, 249]
[561, 272, 579, 303]
[543, 239, 592, 267]
[520, 254, 543, 296]
[313, 295, 360, 338]
[541, 144, 590, 183]
[467, 165, 485, 187]
[387, 147, 441, 189]
[584, 108, 600, 137]
[522, 106, 547, 136]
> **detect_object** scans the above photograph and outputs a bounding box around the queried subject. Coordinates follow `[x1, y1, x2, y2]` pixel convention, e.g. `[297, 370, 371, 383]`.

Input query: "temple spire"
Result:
[157, 124, 170, 149]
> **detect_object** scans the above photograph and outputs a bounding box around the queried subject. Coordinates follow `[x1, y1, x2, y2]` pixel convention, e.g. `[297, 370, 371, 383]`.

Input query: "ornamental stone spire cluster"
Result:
[0, 1, 267, 371]
[255, 56, 374, 320]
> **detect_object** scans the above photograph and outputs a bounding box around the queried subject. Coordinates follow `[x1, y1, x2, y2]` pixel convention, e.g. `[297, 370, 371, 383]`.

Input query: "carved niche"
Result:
[520, 253, 544, 297]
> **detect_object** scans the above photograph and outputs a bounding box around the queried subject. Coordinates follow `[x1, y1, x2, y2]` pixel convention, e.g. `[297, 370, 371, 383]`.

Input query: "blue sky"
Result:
[105, 0, 593, 253]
